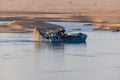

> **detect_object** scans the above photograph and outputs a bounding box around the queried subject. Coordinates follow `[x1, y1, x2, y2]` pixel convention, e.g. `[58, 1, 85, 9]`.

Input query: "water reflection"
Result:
[33, 42, 65, 74]
[33, 42, 87, 71]
[34, 42, 86, 53]
[34, 42, 65, 52]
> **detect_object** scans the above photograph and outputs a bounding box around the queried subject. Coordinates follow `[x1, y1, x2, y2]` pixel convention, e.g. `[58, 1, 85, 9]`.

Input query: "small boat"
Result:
[34, 27, 87, 43]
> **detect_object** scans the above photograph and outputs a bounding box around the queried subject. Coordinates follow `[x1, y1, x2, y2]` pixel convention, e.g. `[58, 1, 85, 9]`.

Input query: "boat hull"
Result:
[41, 35, 87, 43]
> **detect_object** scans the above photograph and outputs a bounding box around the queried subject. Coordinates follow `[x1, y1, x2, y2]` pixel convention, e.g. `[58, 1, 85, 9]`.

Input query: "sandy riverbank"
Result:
[0, 11, 120, 32]
[92, 23, 120, 32]
[0, 19, 63, 33]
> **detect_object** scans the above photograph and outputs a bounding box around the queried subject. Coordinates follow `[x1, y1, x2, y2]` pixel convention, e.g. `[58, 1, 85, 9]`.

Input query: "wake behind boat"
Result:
[34, 27, 87, 43]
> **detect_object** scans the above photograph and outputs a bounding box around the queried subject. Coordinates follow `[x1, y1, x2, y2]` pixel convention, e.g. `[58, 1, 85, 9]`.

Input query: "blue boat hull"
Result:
[42, 34, 87, 43]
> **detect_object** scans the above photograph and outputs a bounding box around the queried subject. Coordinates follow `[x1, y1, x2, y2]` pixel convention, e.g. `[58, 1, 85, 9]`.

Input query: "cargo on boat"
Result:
[34, 27, 87, 43]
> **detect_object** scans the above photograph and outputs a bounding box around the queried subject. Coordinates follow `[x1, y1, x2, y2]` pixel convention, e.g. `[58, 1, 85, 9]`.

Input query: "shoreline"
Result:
[0, 19, 64, 33]
[0, 12, 120, 32]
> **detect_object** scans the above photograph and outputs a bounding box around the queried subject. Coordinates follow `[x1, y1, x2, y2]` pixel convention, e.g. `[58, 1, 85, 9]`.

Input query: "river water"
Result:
[0, 22, 120, 80]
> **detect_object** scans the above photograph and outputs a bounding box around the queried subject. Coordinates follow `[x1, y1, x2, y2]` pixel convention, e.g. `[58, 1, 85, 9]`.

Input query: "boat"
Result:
[33, 27, 87, 43]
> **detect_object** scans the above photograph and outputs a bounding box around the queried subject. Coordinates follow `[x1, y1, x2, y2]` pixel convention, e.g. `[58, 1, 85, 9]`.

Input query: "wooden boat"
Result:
[34, 27, 87, 43]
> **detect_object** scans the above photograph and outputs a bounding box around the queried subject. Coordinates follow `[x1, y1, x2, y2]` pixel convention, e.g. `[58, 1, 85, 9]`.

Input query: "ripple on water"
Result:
[0, 54, 15, 60]
[112, 66, 120, 69]
[66, 53, 95, 57]
[49, 70, 81, 73]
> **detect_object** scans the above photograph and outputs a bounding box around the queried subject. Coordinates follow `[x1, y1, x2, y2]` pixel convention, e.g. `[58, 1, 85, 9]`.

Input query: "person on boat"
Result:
[60, 29, 66, 35]
[57, 28, 66, 38]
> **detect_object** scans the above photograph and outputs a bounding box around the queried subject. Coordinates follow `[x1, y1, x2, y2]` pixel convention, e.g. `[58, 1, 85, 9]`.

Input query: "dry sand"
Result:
[0, 0, 119, 13]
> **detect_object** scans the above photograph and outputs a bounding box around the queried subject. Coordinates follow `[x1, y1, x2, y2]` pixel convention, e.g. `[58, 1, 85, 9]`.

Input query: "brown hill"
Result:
[0, 0, 120, 13]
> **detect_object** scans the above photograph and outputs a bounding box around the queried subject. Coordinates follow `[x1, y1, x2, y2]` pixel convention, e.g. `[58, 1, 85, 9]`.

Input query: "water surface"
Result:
[0, 22, 120, 80]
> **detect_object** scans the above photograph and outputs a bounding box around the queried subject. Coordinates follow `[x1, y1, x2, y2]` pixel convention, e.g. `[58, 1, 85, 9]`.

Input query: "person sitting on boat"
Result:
[60, 28, 65, 34]
[57, 28, 66, 38]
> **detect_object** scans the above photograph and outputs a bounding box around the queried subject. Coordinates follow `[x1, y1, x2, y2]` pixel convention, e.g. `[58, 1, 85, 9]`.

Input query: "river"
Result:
[0, 21, 120, 80]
